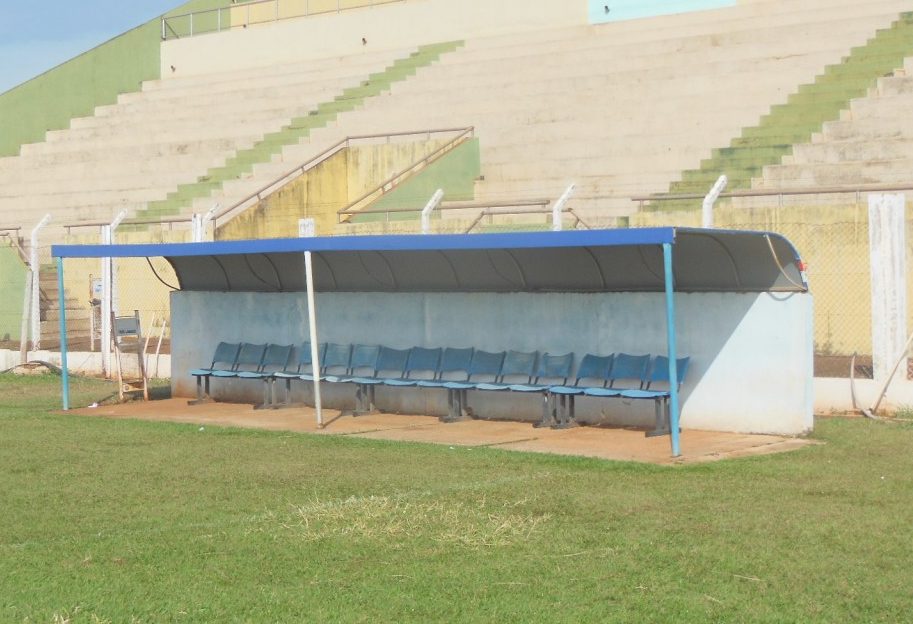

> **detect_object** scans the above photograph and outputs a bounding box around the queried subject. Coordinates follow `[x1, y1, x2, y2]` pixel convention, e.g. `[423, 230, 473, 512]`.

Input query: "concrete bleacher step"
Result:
[653, 10, 913, 207]
[127, 41, 464, 225]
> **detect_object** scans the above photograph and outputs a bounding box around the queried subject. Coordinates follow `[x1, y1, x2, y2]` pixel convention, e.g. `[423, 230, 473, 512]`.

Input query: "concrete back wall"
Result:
[171, 289, 813, 435]
[162, 0, 587, 77]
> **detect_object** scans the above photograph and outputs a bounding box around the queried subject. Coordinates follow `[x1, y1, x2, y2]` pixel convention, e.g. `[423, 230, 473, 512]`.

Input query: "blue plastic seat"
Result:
[416, 347, 474, 388]
[509, 352, 573, 393]
[319, 343, 356, 383]
[343, 346, 408, 414]
[235, 343, 293, 407]
[474, 350, 538, 391]
[270, 342, 326, 408]
[384, 347, 442, 387]
[442, 350, 504, 422]
[189, 341, 240, 404]
[210, 343, 267, 378]
[582, 353, 650, 397]
[618, 356, 691, 437]
[543, 353, 614, 427]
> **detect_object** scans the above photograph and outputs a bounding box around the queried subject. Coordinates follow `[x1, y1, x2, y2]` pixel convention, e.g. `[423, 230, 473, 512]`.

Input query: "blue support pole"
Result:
[56, 257, 70, 411]
[662, 243, 681, 457]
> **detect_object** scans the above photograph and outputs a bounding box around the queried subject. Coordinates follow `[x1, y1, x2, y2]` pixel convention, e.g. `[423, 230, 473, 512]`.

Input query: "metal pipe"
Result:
[551, 183, 576, 232]
[421, 189, 444, 234]
[702, 175, 728, 229]
[304, 251, 323, 427]
[57, 257, 70, 411]
[663, 242, 681, 458]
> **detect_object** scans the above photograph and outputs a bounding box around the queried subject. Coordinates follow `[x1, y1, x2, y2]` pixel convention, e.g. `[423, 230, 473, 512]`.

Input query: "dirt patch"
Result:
[67, 398, 818, 465]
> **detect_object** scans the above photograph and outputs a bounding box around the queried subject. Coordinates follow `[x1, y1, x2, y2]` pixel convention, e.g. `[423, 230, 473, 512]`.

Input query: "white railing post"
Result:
[101, 210, 127, 376]
[552, 184, 576, 231]
[29, 214, 51, 351]
[189, 12, 194, 36]
[201, 204, 219, 242]
[162, 17, 166, 40]
[218, 7, 222, 32]
[421, 189, 445, 234]
[702, 175, 728, 229]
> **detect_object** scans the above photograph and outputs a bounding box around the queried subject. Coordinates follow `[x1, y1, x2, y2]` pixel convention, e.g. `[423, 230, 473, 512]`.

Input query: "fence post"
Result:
[101, 211, 127, 377]
[19, 269, 31, 365]
[29, 214, 51, 351]
[552, 183, 576, 232]
[421, 189, 444, 234]
[702, 175, 728, 229]
[162, 17, 166, 40]
[868, 193, 907, 383]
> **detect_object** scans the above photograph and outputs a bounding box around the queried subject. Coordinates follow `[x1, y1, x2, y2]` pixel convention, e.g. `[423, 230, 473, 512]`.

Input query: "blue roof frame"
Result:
[52, 228, 676, 259]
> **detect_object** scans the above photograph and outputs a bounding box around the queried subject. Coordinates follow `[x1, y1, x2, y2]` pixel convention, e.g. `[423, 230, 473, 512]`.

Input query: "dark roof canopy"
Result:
[53, 228, 807, 294]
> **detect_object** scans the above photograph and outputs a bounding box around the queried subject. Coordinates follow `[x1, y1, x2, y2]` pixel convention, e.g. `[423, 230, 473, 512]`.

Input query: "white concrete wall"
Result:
[0, 349, 171, 378]
[170, 289, 813, 435]
[161, 0, 588, 77]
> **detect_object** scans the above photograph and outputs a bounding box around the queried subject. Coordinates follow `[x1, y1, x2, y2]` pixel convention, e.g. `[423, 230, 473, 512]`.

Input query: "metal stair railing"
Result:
[163, 0, 407, 40]
[336, 127, 475, 223]
[213, 127, 474, 228]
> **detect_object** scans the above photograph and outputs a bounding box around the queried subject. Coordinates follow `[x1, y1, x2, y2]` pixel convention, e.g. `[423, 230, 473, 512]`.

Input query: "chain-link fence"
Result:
[6, 189, 909, 381]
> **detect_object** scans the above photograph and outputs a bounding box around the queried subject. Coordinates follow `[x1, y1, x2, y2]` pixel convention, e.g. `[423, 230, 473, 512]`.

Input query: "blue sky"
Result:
[0, 1, 181, 93]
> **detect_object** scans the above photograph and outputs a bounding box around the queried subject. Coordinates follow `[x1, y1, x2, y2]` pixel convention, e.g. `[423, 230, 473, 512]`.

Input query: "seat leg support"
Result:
[534, 393, 557, 428]
[188, 375, 213, 406]
[645, 397, 679, 438]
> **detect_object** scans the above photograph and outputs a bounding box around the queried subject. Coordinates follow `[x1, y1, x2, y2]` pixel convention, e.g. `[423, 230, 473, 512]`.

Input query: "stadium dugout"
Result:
[51, 228, 813, 457]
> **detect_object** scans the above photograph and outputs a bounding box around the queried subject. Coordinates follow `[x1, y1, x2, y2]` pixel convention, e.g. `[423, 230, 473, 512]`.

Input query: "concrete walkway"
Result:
[70, 398, 818, 465]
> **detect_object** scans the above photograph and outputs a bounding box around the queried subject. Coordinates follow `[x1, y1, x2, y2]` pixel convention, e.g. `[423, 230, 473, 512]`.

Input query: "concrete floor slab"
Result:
[68, 398, 819, 465]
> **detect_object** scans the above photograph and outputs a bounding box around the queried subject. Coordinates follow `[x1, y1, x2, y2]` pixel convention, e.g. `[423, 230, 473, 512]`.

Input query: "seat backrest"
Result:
[534, 352, 574, 384]
[211, 342, 241, 369]
[608, 353, 651, 388]
[234, 343, 268, 372]
[468, 350, 505, 381]
[574, 353, 613, 386]
[438, 347, 474, 381]
[322, 343, 352, 373]
[376, 347, 411, 377]
[349, 344, 381, 374]
[498, 350, 538, 383]
[405, 347, 442, 379]
[295, 342, 328, 373]
[645, 356, 691, 389]
[261, 344, 293, 372]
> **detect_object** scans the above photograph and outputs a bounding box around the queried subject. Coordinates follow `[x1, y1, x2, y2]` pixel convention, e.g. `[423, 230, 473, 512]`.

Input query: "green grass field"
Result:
[1, 373, 912, 623]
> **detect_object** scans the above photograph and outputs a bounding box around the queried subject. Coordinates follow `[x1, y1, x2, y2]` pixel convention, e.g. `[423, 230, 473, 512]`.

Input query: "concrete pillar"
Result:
[868, 193, 907, 381]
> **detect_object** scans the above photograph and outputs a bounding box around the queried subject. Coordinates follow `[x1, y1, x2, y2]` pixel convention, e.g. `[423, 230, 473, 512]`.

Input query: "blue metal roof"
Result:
[51, 228, 808, 294]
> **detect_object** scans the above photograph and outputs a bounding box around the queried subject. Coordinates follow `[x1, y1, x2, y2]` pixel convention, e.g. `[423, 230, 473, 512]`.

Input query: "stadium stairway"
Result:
[0, 42, 460, 236]
[209, 0, 908, 229]
[655, 9, 913, 210]
[749, 54, 913, 194]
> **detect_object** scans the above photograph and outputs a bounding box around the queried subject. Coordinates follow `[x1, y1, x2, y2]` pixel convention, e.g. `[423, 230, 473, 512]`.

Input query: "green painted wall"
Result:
[354, 138, 481, 222]
[0, 0, 227, 158]
[0, 247, 27, 342]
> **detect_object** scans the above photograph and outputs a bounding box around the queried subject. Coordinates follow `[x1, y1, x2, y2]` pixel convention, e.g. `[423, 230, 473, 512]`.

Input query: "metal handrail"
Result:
[462, 204, 591, 234]
[62, 216, 196, 233]
[631, 182, 913, 209]
[337, 127, 475, 221]
[355, 198, 551, 216]
[162, 0, 406, 40]
[215, 127, 473, 227]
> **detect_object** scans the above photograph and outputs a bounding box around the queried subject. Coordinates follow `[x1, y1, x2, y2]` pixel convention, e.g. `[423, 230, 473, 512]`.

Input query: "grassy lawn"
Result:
[1, 373, 912, 623]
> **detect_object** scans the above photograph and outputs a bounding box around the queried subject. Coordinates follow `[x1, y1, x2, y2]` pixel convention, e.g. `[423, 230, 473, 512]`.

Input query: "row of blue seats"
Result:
[189, 342, 689, 432]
